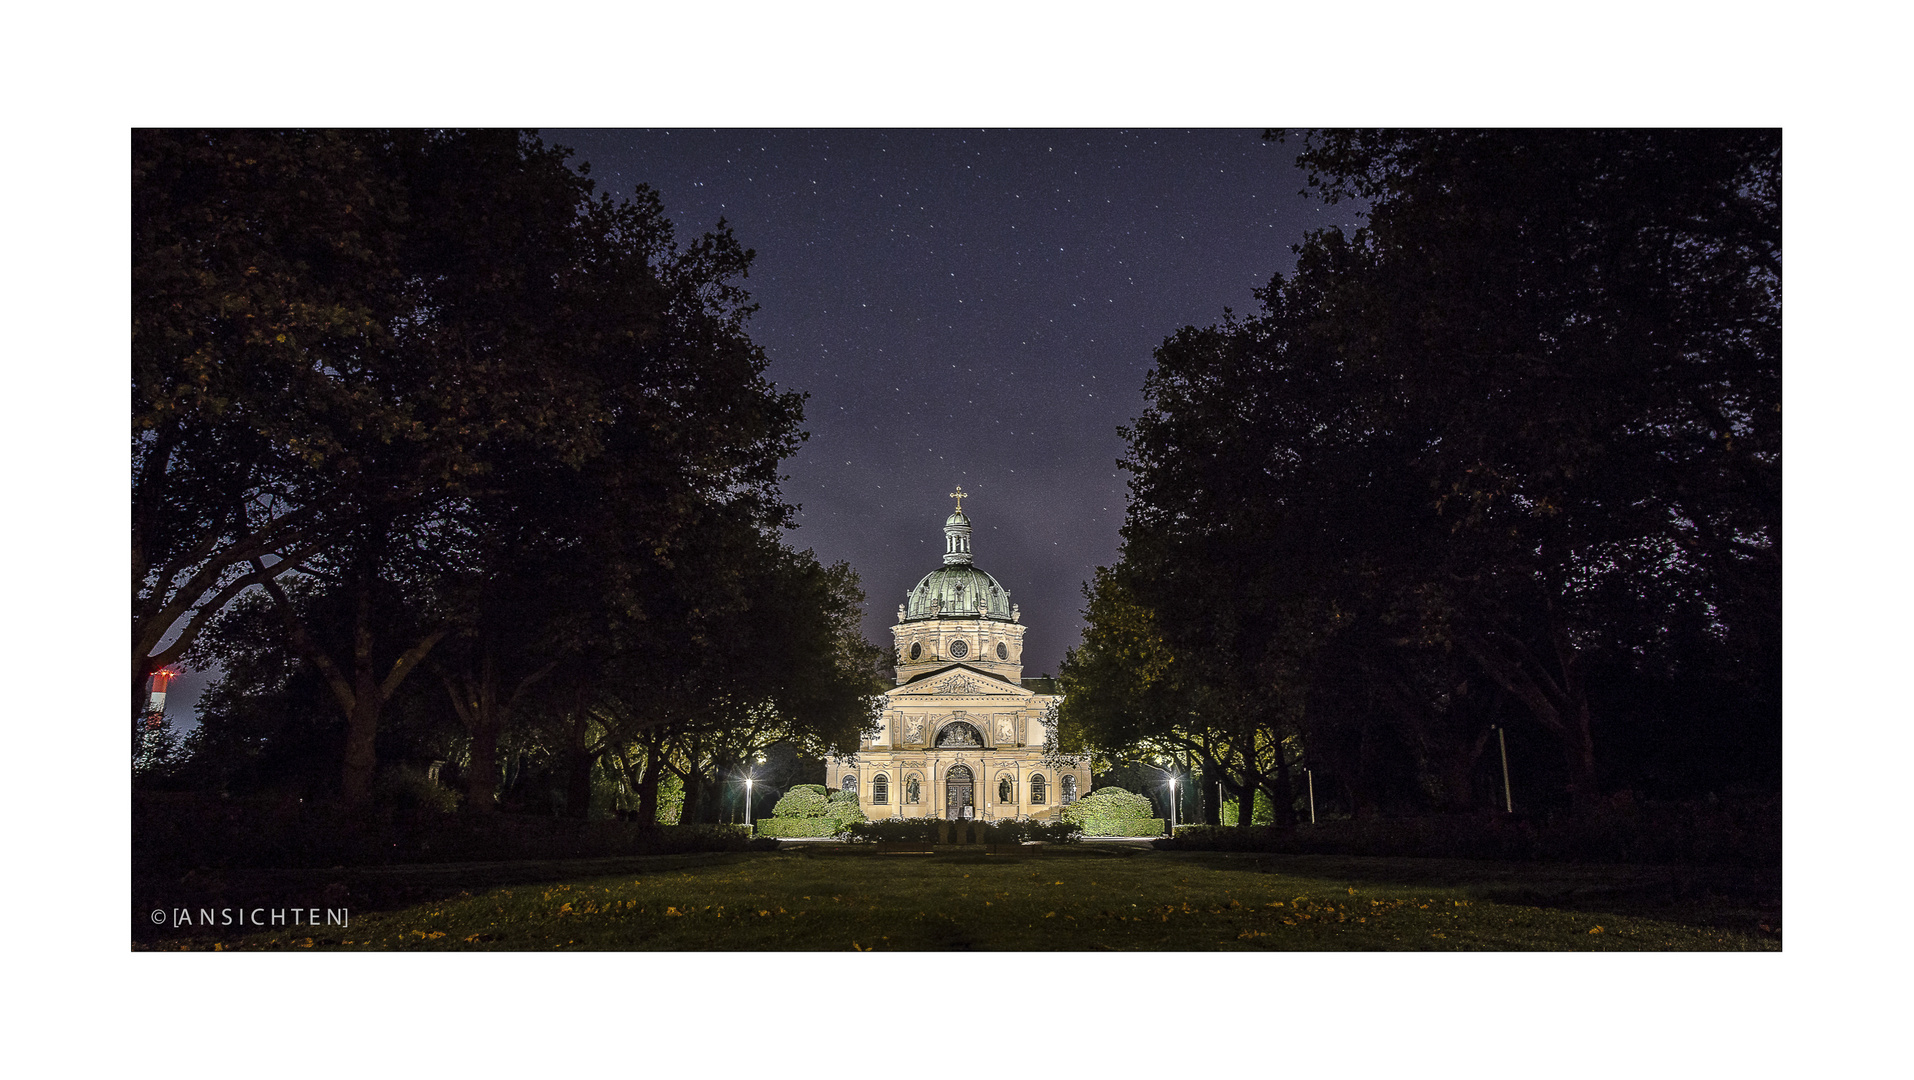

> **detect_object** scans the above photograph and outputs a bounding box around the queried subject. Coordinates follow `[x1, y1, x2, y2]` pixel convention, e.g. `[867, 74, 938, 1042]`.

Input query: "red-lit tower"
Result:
[141, 667, 179, 731]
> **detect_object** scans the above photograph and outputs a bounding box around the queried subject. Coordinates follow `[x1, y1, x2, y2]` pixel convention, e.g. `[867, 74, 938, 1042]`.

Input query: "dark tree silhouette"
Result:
[1077, 130, 1779, 812]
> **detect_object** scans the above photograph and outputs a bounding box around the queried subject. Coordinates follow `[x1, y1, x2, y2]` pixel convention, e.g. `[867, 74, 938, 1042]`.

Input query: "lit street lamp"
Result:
[742, 754, 766, 830]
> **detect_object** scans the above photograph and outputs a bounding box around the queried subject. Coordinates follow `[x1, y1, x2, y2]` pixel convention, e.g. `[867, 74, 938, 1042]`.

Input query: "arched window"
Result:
[998, 775, 1014, 803]
[905, 776, 922, 804]
[1030, 773, 1047, 804]
[842, 775, 859, 795]
[1061, 775, 1078, 805]
[872, 774, 889, 804]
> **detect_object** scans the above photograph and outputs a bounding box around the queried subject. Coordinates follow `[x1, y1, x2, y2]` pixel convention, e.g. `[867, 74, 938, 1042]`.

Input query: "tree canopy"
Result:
[1065, 130, 1780, 815]
[139, 129, 882, 810]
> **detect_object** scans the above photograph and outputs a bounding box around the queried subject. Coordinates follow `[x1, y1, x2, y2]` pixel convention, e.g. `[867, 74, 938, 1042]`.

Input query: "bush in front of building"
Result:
[846, 818, 941, 843]
[753, 817, 844, 838]
[771, 785, 830, 819]
[1063, 787, 1166, 837]
[841, 817, 1084, 844]
[1007, 819, 1083, 844]
[824, 789, 867, 829]
[755, 785, 863, 838]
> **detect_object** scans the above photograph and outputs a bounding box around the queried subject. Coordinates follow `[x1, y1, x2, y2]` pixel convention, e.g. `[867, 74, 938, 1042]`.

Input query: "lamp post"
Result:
[1494, 725, 1513, 813]
[1167, 772, 1179, 830]
[739, 754, 767, 831]
[1306, 767, 1316, 825]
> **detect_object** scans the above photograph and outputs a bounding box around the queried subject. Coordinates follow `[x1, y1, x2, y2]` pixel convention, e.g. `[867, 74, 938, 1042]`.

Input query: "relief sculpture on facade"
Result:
[933, 672, 990, 696]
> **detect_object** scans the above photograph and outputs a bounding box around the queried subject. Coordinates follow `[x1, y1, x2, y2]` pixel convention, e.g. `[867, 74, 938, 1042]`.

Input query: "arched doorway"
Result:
[945, 763, 975, 819]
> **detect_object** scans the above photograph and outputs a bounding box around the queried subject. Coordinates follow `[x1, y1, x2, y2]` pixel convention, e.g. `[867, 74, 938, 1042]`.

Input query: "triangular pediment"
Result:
[887, 663, 1032, 700]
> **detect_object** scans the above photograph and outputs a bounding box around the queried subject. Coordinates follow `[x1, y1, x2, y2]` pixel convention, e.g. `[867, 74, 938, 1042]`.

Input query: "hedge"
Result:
[753, 817, 845, 839]
[1063, 787, 1163, 837]
[132, 793, 755, 871]
[824, 789, 867, 828]
[768, 786, 864, 829]
[1081, 818, 1165, 837]
[771, 787, 830, 819]
[844, 818, 1082, 844]
[1159, 798, 1781, 867]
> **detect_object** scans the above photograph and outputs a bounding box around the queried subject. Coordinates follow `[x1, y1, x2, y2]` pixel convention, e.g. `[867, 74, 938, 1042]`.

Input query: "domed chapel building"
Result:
[825, 489, 1089, 820]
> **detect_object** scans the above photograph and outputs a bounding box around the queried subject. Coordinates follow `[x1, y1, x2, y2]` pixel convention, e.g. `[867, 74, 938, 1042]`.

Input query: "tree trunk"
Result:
[1457, 628, 1601, 813]
[564, 717, 596, 820]
[443, 656, 555, 814]
[1562, 697, 1600, 813]
[466, 719, 501, 812]
[257, 554, 444, 810]
[1270, 738, 1297, 829]
[1236, 754, 1263, 830]
[1440, 726, 1494, 812]
[634, 739, 664, 826]
[1199, 752, 1222, 825]
[677, 767, 702, 825]
[341, 672, 384, 807]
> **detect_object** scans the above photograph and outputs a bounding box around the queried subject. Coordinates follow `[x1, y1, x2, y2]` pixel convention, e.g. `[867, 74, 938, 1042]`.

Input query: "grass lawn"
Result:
[139, 843, 1778, 952]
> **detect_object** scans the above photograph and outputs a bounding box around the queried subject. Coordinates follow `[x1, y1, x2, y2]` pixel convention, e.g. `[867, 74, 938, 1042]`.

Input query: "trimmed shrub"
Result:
[754, 817, 843, 839]
[771, 786, 830, 819]
[1022, 820, 1084, 844]
[759, 786, 862, 838]
[1090, 818, 1165, 837]
[1064, 787, 1164, 837]
[824, 789, 867, 829]
[846, 818, 941, 843]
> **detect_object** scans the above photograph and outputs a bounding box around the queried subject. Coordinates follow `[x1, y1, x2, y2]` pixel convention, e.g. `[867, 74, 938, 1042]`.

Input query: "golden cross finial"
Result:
[949, 485, 967, 512]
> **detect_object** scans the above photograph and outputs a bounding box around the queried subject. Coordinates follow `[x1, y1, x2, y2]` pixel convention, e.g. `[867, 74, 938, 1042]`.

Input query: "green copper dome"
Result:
[905, 489, 1012, 620]
[903, 565, 1013, 621]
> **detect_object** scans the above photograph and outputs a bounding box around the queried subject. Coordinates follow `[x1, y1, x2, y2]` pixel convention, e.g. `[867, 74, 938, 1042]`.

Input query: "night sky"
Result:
[547, 129, 1356, 678]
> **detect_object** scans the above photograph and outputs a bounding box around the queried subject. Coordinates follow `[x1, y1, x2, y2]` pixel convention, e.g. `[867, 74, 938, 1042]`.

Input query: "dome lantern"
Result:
[944, 485, 972, 565]
[904, 488, 1013, 621]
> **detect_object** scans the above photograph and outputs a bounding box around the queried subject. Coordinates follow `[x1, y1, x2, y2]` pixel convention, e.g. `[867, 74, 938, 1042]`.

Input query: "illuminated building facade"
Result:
[824, 490, 1088, 820]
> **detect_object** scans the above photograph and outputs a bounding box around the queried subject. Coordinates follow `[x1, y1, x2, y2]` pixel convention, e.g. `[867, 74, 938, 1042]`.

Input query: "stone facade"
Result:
[825, 494, 1089, 820]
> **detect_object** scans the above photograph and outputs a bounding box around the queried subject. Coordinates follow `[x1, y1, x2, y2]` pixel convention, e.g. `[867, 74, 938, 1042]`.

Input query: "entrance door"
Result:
[945, 764, 974, 819]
